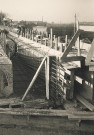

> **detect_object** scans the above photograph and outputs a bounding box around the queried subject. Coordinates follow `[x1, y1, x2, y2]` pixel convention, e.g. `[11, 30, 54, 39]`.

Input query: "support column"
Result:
[45, 56, 50, 100]
[32, 30, 34, 41]
[54, 35, 56, 42]
[60, 44, 63, 52]
[30, 29, 32, 39]
[45, 39, 47, 46]
[55, 38, 58, 50]
[58, 36, 60, 43]
[50, 28, 53, 48]
[65, 35, 68, 50]
[69, 69, 74, 99]
[76, 20, 81, 56]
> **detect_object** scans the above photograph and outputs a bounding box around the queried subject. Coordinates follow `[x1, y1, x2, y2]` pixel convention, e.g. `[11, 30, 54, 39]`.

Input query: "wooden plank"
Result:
[61, 56, 85, 62]
[63, 68, 71, 75]
[22, 56, 47, 101]
[61, 29, 82, 59]
[76, 94, 94, 111]
[0, 108, 68, 117]
[74, 76, 83, 84]
[68, 114, 94, 120]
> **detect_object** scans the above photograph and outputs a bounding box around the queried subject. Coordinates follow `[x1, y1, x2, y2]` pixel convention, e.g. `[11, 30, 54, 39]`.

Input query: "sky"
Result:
[0, 0, 94, 23]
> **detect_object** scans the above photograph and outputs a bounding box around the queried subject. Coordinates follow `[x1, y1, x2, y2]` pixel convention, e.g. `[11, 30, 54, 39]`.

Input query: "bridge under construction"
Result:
[0, 25, 94, 135]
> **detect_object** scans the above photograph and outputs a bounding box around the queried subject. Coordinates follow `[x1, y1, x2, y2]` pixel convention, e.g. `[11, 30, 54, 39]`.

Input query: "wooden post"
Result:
[50, 28, 53, 48]
[25, 28, 26, 38]
[45, 39, 47, 46]
[76, 20, 81, 56]
[55, 38, 58, 50]
[69, 70, 74, 99]
[49, 34, 50, 40]
[54, 35, 56, 42]
[77, 37, 80, 56]
[65, 35, 68, 50]
[60, 44, 63, 52]
[27, 29, 28, 38]
[45, 57, 50, 99]
[30, 29, 32, 39]
[32, 30, 34, 41]
[41, 34, 43, 44]
[58, 36, 60, 43]
[22, 56, 47, 101]
[20, 28, 22, 36]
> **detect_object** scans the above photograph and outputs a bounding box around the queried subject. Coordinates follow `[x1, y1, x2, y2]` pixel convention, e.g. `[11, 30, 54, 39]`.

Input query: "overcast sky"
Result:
[0, 0, 94, 23]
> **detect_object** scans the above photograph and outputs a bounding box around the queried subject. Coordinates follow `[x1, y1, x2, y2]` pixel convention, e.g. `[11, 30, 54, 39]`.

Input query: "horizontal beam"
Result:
[68, 115, 94, 120]
[61, 56, 85, 62]
[85, 61, 94, 66]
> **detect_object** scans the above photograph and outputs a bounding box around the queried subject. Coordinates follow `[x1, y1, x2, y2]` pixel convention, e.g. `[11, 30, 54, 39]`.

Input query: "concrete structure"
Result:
[0, 44, 13, 97]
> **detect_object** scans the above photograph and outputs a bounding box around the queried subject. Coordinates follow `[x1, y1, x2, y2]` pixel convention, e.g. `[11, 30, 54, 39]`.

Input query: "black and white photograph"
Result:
[0, 0, 94, 134]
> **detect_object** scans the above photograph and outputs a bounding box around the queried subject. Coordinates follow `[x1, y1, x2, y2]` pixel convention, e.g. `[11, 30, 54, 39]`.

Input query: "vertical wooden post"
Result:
[77, 37, 80, 56]
[76, 20, 81, 56]
[45, 39, 47, 46]
[65, 35, 68, 50]
[25, 28, 26, 38]
[55, 38, 58, 50]
[58, 36, 60, 43]
[27, 29, 28, 38]
[41, 34, 43, 44]
[48, 34, 50, 40]
[60, 44, 63, 52]
[50, 28, 53, 48]
[69, 70, 74, 99]
[45, 56, 50, 100]
[74, 14, 76, 34]
[30, 29, 32, 39]
[49, 34, 50, 39]
[54, 35, 56, 42]
[32, 30, 34, 41]
[20, 28, 22, 36]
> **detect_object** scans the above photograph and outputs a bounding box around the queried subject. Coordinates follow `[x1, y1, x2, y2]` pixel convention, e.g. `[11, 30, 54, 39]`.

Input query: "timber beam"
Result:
[61, 29, 83, 60]
[61, 56, 85, 63]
